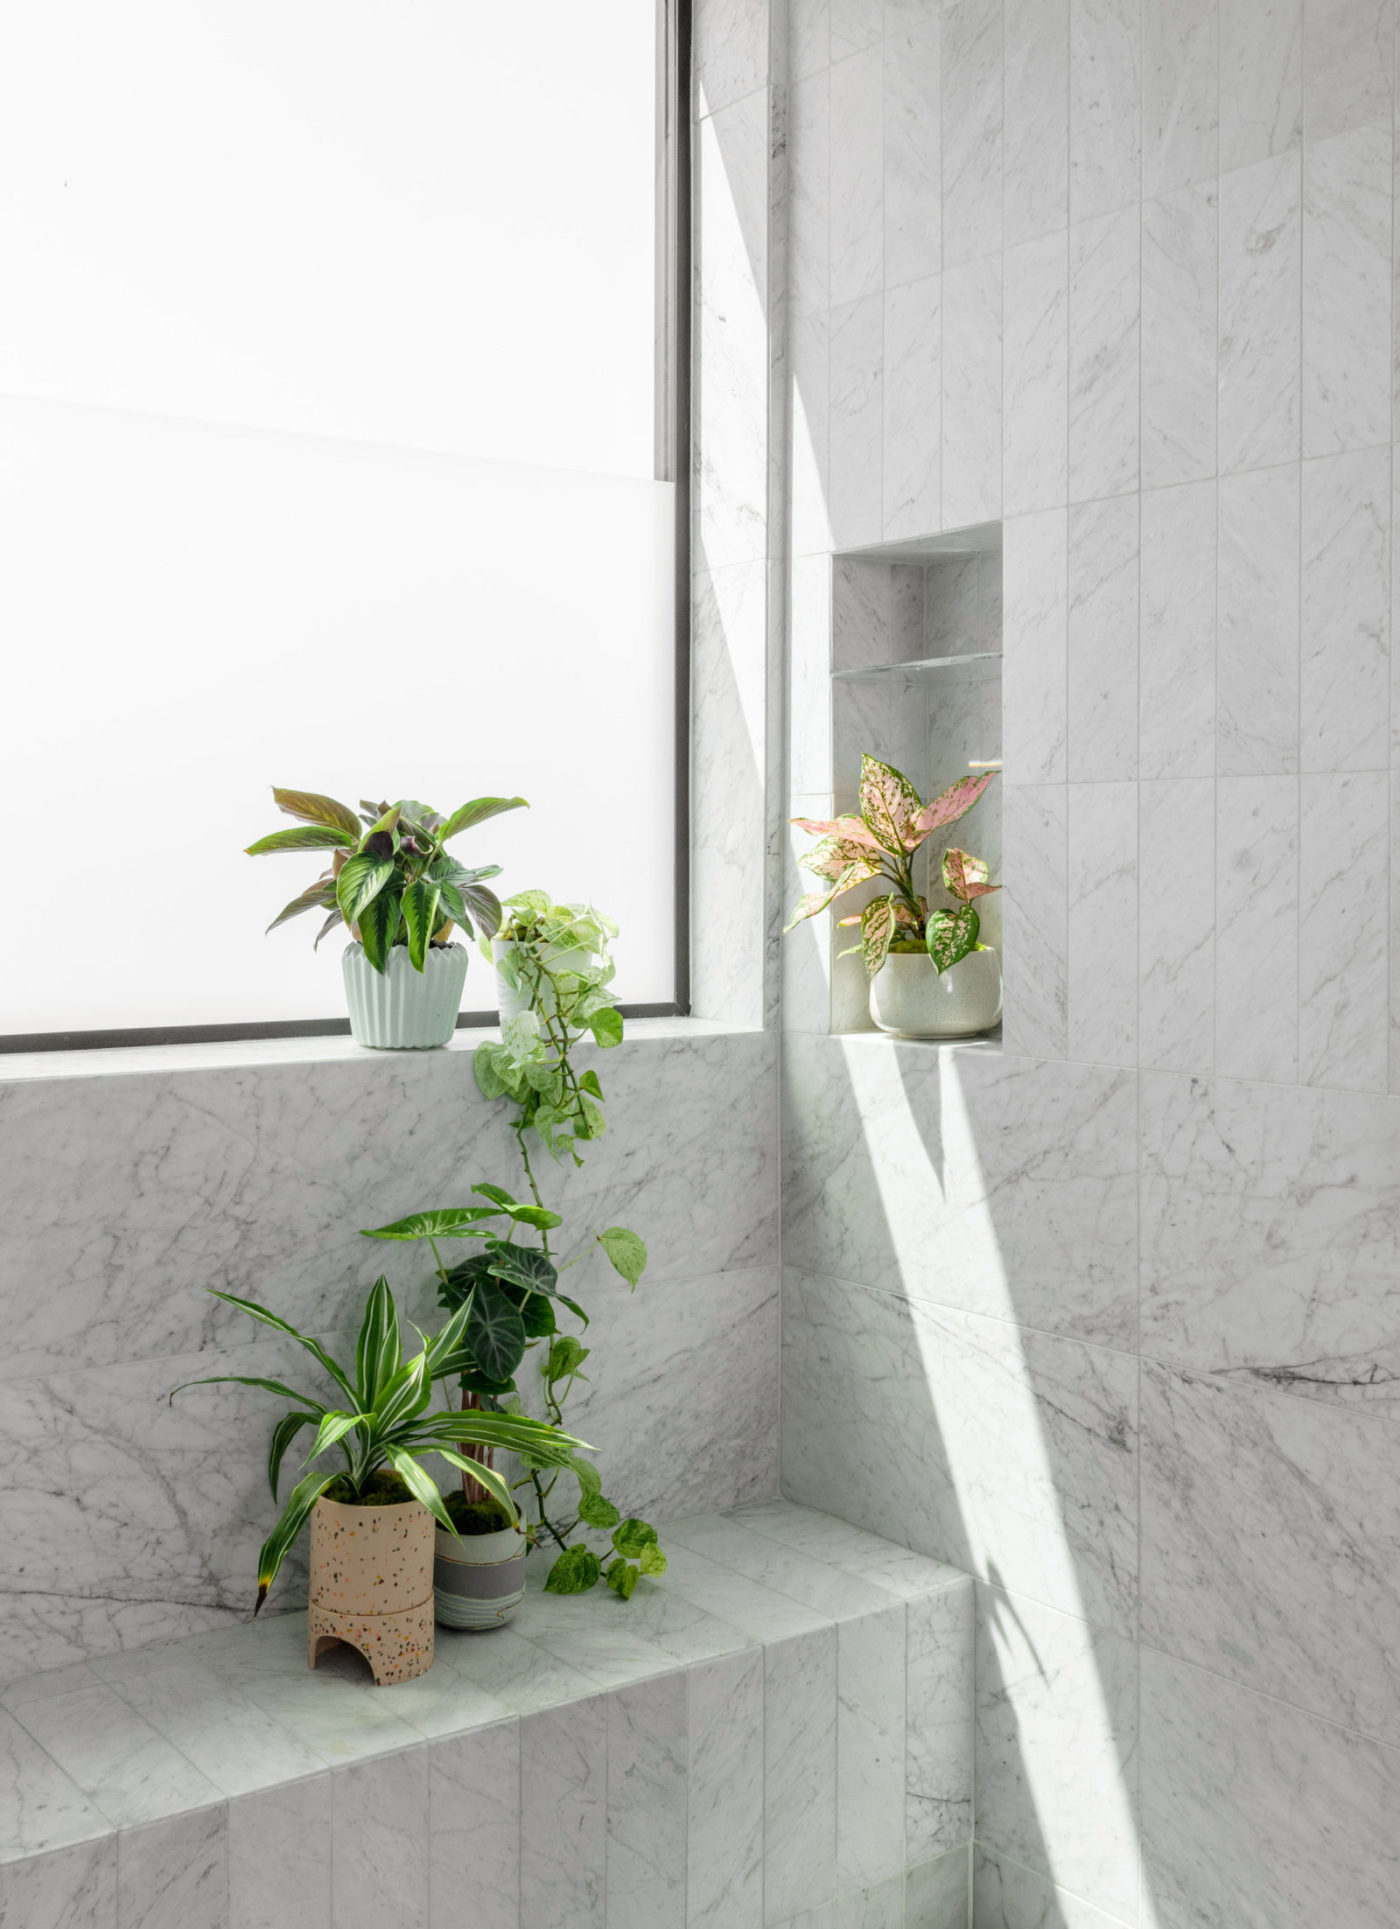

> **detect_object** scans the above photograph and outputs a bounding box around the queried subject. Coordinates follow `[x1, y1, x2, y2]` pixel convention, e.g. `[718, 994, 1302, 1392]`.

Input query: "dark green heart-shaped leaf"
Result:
[465, 1279, 528, 1383]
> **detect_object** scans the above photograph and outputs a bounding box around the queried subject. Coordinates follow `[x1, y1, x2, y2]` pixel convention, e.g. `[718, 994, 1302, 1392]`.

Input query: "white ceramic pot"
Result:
[342, 942, 468, 1049]
[869, 948, 1002, 1039]
[434, 1523, 528, 1630]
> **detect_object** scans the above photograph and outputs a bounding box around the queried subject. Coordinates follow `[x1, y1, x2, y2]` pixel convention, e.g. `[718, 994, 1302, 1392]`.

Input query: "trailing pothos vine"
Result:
[362, 894, 665, 1599]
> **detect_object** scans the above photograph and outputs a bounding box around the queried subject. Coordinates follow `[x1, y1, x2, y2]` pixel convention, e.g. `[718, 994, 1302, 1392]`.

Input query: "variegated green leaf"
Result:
[926, 903, 981, 974]
[942, 846, 1000, 902]
[909, 772, 996, 848]
[859, 754, 923, 852]
[860, 895, 899, 979]
[336, 853, 395, 928]
[247, 824, 356, 856]
[401, 880, 443, 971]
[357, 886, 403, 973]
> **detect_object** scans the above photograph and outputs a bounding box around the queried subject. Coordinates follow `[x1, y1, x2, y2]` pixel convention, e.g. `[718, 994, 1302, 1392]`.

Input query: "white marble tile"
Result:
[1142, 0, 1218, 194]
[1139, 481, 1215, 779]
[1067, 782, 1137, 1068]
[1067, 494, 1138, 781]
[514, 1565, 751, 1675]
[1220, 0, 1303, 170]
[330, 1748, 428, 1929]
[1141, 185, 1217, 490]
[1302, 0, 1394, 143]
[781, 1272, 1140, 1634]
[695, 0, 770, 118]
[0, 1708, 110, 1861]
[1217, 463, 1300, 774]
[1301, 445, 1390, 772]
[1001, 785, 1070, 1062]
[695, 93, 770, 573]
[102, 1658, 323, 1800]
[667, 1515, 898, 1623]
[789, 73, 831, 318]
[1299, 771, 1389, 1091]
[831, 46, 884, 308]
[883, 276, 941, 540]
[1302, 123, 1393, 457]
[1138, 779, 1214, 1077]
[519, 1696, 607, 1929]
[835, 1605, 906, 1892]
[1141, 1648, 1400, 1929]
[1393, 774, 1400, 1092]
[764, 1627, 838, 1922]
[908, 1846, 973, 1928]
[1141, 1363, 1400, 1748]
[831, 0, 882, 64]
[1069, 0, 1141, 221]
[831, 294, 885, 550]
[1002, 508, 1067, 787]
[1214, 776, 1299, 1082]
[941, 0, 1003, 268]
[791, 0, 828, 80]
[661, 1547, 830, 1646]
[836, 1874, 904, 1927]
[905, 1581, 974, 1865]
[883, 11, 941, 289]
[941, 255, 1002, 529]
[782, 1035, 1137, 1347]
[379, 1651, 514, 1747]
[1067, 208, 1139, 503]
[1002, 233, 1069, 517]
[971, 1845, 1124, 1928]
[1218, 150, 1302, 473]
[791, 308, 833, 560]
[606, 1672, 687, 1929]
[975, 1587, 1137, 1923]
[729, 1498, 968, 1600]
[228, 1773, 331, 1929]
[0, 1837, 117, 1929]
[117, 1806, 227, 1929]
[11, 1683, 221, 1832]
[443, 1627, 600, 1719]
[1003, 0, 1070, 246]
[1140, 1068, 1400, 1412]
[772, 1908, 834, 1929]
[687, 1647, 765, 1928]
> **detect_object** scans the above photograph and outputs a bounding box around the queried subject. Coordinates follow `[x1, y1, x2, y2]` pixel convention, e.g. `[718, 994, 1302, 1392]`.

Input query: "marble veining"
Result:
[1003, 0, 1069, 246]
[1139, 480, 1215, 780]
[1002, 508, 1068, 787]
[1300, 444, 1390, 775]
[1143, 0, 1218, 195]
[1218, 150, 1301, 472]
[941, 254, 1002, 528]
[687, 1647, 765, 1928]
[1141, 185, 1217, 489]
[1219, 0, 1303, 170]
[1069, 0, 1142, 221]
[1002, 232, 1069, 517]
[1067, 493, 1138, 780]
[882, 276, 941, 541]
[1217, 463, 1300, 775]
[941, 0, 1003, 269]
[1138, 779, 1214, 1076]
[1298, 772, 1388, 1093]
[1067, 207, 1140, 502]
[1001, 784, 1069, 1062]
[882, 13, 940, 290]
[1067, 781, 1138, 1070]
[1301, 123, 1392, 458]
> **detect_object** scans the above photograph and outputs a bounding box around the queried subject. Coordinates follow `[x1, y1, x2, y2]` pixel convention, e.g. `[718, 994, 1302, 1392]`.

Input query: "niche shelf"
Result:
[827, 519, 1003, 1039]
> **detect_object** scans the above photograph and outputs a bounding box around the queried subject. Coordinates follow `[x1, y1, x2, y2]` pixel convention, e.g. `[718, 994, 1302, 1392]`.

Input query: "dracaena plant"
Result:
[362, 1176, 663, 1602]
[171, 1277, 584, 1612]
[787, 753, 1000, 978]
[246, 788, 528, 973]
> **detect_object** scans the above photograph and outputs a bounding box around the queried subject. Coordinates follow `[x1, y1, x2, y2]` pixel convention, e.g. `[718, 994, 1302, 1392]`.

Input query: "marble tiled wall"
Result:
[687, 0, 1400, 1920]
[0, 1027, 779, 1681]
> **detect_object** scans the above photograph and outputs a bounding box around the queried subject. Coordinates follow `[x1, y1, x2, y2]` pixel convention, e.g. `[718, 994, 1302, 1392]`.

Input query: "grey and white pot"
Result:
[869, 948, 1002, 1039]
[342, 943, 468, 1049]
[434, 1523, 528, 1630]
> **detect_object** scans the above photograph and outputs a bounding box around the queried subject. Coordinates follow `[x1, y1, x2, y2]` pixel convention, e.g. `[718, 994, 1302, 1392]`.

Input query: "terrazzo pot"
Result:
[434, 1521, 528, 1630]
[869, 947, 1002, 1039]
[342, 941, 467, 1049]
[307, 1494, 436, 1684]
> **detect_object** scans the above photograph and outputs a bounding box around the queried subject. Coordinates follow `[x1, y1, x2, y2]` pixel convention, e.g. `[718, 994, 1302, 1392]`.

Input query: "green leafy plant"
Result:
[246, 788, 528, 973]
[475, 892, 623, 1163]
[787, 754, 999, 978]
[170, 1277, 585, 1612]
[361, 888, 665, 1599]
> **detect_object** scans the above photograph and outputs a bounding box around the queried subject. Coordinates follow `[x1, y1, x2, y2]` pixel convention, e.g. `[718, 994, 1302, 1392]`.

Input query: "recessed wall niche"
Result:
[828, 521, 1002, 1035]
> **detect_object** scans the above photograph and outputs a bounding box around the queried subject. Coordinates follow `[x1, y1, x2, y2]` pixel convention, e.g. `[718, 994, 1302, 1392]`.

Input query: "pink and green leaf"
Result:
[860, 895, 899, 979]
[791, 812, 884, 853]
[941, 848, 1000, 902]
[785, 858, 877, 930]
[859, 755, 923, 852]
[908, 772, 996, 848]
[799, 833, 883, 884]
[926, 903, 980, 974]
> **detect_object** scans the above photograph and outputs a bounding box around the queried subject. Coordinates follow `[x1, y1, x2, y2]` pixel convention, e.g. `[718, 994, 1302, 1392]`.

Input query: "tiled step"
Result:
[0, 1500, 973, 1929]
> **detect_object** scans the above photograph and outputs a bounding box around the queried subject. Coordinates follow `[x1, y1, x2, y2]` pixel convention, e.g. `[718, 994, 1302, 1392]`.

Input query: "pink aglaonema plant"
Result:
[787, 753, 1000, 978]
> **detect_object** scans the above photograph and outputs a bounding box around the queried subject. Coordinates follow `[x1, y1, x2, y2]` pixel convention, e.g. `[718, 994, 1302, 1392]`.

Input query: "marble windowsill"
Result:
[0, 1499, 973, 1925]
[0, 1014, 752, 1085]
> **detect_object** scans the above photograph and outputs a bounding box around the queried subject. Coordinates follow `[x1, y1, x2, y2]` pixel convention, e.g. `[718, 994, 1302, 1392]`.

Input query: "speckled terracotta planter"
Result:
[306, 1495, 435, 1685]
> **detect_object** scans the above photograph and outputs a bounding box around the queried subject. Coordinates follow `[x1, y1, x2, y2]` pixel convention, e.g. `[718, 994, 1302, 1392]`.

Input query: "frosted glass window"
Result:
[0, 1, 675, 1035]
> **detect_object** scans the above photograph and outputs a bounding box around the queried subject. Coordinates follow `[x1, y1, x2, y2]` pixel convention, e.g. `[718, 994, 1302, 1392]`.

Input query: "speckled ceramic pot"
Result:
[869, 947, 1002, 1038]
[434, 1522, 528, 1630]
[306, 1496, 435, 1684]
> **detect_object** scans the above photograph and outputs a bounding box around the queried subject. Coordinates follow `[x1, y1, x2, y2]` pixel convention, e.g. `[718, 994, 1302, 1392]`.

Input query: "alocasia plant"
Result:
[246, 789, 527, 973]
[787, 753, 999, 978]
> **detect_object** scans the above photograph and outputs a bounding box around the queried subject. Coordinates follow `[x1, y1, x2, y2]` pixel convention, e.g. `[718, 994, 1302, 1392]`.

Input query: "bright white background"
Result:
[0, 1, 673, 1031]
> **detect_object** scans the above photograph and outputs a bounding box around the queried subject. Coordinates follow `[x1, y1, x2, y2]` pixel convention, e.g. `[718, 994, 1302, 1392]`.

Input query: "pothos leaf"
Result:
[597, 1226, 647, 1287]
[611, 1517, 659, 1559]
[926, 903, 981, 974]
[577, 1489, 621, 1529]
[544, 1544, 601, 1594]
[605, 1557, 640, 1599]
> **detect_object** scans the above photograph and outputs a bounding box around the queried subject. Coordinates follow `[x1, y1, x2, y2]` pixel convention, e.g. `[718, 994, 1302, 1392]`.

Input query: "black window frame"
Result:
[1, 0, 692, 1055]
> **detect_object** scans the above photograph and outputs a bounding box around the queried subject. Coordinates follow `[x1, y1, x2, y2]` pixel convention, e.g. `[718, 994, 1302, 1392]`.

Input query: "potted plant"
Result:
[171, 1277, 584, 1681]
[487, 892, 619, 1027]
[788, 754, 1001, 1038]
[246, 788, 527, 1048]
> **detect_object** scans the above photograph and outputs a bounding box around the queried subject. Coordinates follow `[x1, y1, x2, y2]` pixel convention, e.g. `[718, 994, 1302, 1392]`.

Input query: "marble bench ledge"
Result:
[0, 1499, 974, 1929]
